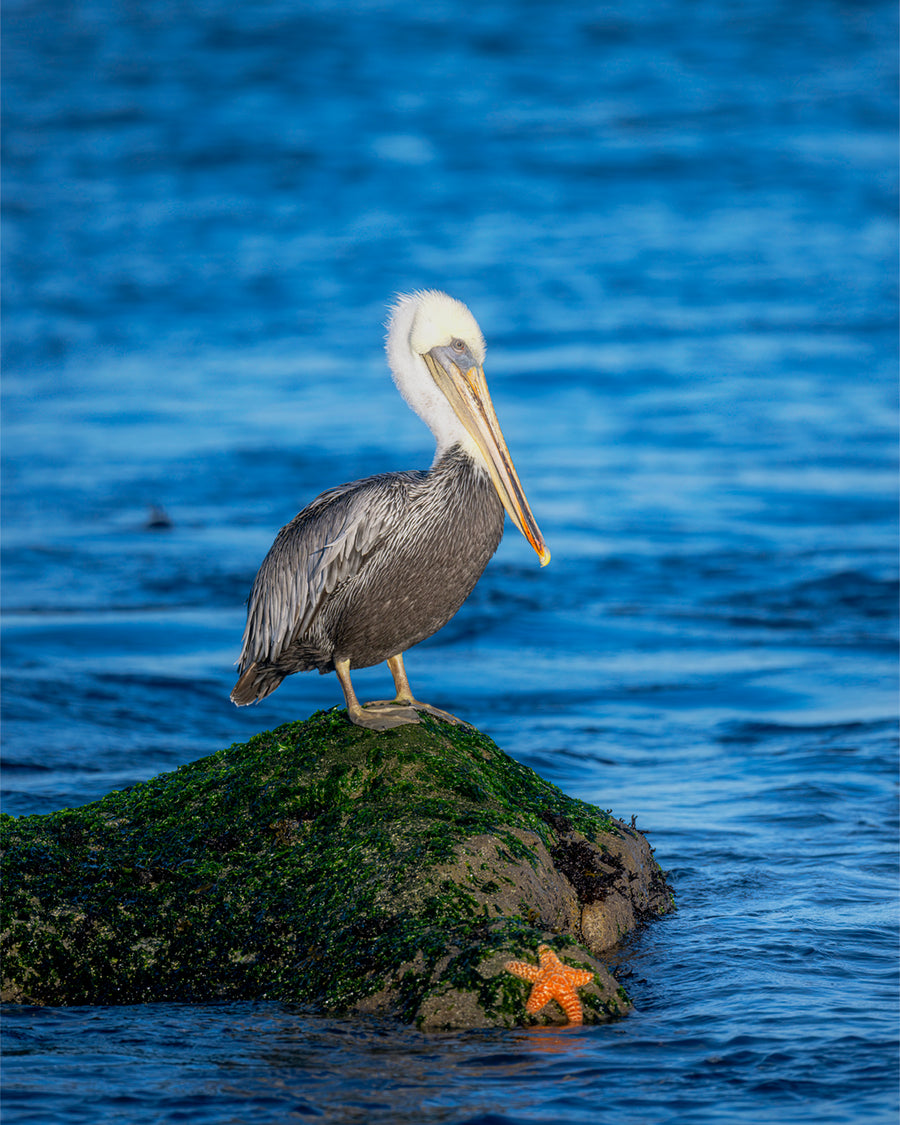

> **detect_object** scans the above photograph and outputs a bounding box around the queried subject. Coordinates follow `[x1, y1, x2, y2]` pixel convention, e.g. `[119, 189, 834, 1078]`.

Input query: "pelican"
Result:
[231, 290, 549, 730]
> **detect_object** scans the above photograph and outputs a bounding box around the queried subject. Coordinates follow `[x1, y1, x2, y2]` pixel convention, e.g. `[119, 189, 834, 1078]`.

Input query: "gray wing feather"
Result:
[237, 474, 412, 670]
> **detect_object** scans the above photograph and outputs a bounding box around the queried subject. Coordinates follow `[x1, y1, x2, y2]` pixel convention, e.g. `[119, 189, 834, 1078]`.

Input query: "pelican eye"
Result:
[451, 338, 466, 352]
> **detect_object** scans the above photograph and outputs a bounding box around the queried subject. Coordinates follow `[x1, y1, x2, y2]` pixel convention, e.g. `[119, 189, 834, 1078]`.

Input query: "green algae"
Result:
[1, 709, 673, 1026]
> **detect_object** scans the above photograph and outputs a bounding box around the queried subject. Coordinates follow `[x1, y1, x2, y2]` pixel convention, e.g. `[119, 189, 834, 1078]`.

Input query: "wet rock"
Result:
[0, 709, 673, 1027]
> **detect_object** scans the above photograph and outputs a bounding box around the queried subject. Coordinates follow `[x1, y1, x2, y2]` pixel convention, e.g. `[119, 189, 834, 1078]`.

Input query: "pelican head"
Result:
[386, 290, 550, 566]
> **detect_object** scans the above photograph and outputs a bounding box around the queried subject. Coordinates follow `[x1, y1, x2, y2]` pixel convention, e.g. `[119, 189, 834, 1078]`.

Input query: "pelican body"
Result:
[232, 291, 549, 729]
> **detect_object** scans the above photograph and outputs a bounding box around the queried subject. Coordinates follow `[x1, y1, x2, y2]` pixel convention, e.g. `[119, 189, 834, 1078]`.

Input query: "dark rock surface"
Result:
[1, 709, 674, 1027]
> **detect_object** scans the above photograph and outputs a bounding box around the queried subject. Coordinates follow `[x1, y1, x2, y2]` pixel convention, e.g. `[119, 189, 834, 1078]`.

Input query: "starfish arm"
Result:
[554, 988, 585, 1025]
[537, 948, 563, 970]
[504, 960, 541, 982]
[566, 968, 595, 987]
[524, 980, 554, 1014]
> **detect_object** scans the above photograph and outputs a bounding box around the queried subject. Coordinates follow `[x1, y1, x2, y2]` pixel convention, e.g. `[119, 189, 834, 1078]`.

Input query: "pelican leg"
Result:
[378, 653, 464, 726]
[335, 657, 420, 731]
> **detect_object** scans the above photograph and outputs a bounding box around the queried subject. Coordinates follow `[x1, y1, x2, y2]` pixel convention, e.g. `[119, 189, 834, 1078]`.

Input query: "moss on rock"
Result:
[1, 708, 673, 1028]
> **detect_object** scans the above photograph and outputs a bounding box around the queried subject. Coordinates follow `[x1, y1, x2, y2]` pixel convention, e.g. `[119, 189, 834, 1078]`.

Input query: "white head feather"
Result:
[385, 290, 487, 459]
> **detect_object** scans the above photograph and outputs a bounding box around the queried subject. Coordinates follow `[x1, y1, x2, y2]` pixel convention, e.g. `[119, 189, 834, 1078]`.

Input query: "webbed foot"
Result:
[366, 699, 466, 726]
[349, 703, 422, 731]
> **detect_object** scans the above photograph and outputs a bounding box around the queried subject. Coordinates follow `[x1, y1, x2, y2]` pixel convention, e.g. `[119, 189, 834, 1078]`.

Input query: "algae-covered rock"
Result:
[1, 709, 673, 1027]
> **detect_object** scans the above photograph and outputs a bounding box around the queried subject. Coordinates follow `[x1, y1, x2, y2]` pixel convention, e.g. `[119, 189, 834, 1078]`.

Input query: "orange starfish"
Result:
[504, 944, 595, 1025]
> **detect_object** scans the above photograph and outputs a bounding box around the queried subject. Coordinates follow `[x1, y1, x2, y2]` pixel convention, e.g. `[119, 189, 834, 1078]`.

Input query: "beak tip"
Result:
[538, 547, 551, 567]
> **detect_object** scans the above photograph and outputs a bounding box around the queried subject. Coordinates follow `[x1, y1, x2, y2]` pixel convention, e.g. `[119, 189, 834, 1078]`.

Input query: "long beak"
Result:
[423, 352, 550, 566]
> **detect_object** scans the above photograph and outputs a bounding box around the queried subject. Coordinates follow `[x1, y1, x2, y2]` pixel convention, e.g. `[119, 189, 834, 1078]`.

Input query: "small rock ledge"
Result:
[1, 709, 673, 1028]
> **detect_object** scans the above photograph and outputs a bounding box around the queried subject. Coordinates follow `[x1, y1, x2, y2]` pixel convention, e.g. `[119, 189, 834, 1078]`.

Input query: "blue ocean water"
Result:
[2, 0, 897, 1122]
